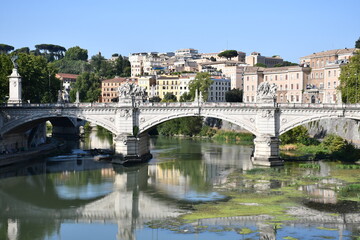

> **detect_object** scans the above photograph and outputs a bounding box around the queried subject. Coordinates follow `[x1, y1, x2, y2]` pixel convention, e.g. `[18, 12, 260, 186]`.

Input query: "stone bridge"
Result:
[1, 99, 360, 166]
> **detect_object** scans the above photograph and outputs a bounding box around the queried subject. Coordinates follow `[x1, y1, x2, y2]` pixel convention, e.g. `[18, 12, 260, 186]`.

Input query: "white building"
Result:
[208, 77, 231, 102]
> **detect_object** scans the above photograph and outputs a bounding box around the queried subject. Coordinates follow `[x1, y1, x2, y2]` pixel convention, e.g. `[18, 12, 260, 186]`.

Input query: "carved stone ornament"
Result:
[118, 80, 147, 99]
[261, 110, 273, 119]
[257, 82, 277, 102]
[120, 109, 132, 119]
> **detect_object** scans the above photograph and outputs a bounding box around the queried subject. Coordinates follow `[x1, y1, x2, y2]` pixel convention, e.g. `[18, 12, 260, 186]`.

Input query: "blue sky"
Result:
[1, 0, 359, 63]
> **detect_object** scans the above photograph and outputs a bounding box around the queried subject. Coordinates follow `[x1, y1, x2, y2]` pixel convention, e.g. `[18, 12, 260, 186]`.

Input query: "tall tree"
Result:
[188, 72, 213, 101]
[225, 88, 243, 102]
[0, 44, 14, 54]
[35, 44, 66, 61]
[69, 72, 101, 102]
[218, 50, 238, 60]
[0, 54, 12, 102]
[339, 51, 360, 103]
[16, 53, 60, 103]
[356, 37, 360, 49]
[161, 92, 177, 102]
[179, 92, 192, 102]
[0, 53, 60, 103]
[90, 53, 114, 78]
[13, 47, 30, 54]
[65, 46, 88, 61]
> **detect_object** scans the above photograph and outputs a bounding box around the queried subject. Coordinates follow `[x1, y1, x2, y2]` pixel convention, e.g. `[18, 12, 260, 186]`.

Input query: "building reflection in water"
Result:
[0, 160, 183, 240]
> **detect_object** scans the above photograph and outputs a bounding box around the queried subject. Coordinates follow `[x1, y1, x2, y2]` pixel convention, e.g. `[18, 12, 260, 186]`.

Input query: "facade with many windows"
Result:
[101, 77, 137, 102]
[300, 48, 358, 103]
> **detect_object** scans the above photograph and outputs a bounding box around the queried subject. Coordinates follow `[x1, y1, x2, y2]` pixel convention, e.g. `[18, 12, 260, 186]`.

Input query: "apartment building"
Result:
[246, 52, 283, 67]
[208, 77, 231, 102]
[156, 76, 180, 100]
[242, 67, 264, 102]
[242, 66, 311, 103]
[56, 73, 79, 102]
[138, 76, 157, 98]
[129, 52, 172, 77]
[101, 77, 137, 102]
[300, 48, 358, 103]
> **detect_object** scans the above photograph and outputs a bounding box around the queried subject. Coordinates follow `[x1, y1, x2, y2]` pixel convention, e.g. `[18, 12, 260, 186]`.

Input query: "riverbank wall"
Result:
[217, 118, 360, 146]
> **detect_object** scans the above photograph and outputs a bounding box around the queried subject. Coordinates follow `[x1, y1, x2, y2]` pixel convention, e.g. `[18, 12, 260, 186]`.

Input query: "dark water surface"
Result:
[0, 133, 359, 240]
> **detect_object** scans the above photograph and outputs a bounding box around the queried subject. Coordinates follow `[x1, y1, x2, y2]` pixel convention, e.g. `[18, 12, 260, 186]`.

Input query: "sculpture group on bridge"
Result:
[118, 80, 147, 99]
[257, 82, 277, 102]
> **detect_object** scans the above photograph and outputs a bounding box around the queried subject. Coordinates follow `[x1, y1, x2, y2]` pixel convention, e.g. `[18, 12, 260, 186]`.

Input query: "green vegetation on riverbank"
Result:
[280, 126, 360, 162]
[153, 116, 254, 143]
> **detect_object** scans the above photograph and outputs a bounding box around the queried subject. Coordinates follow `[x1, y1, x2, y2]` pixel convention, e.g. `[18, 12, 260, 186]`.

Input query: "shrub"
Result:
[280, 126, 317, 145]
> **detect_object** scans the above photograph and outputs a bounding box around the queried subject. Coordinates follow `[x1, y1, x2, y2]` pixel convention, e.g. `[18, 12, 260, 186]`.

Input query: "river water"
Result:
[0, 131, 359, 240]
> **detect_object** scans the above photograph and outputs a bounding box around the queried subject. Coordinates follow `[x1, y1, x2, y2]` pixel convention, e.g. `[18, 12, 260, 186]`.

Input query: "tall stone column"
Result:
[252, 82, 283, 166]
[8, 68, 22, 104]
[113, 82, 152, 164]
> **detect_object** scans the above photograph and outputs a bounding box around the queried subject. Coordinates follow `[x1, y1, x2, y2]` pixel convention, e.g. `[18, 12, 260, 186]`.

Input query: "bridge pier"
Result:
[252, 135, 283, 167]
[112, 132, 152, 164]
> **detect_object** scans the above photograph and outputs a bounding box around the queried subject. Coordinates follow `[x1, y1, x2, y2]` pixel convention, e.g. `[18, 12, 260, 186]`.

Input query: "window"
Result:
[285, 75, 288, 80]
[296, 84, 299, 90]
[296, 73, 299, 79]
[291, 84, 293, 90]
[296, 95, 299, 102]
[265, 76, 268, 81]
[291, 95, 294, 102]
[280, 85, 283, 90]
[328, 71, 331, 77]
[285, 84, 288, 90]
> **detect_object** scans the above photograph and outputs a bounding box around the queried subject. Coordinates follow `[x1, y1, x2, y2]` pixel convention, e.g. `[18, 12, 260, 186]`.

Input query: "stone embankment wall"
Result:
[213, 118, 360, 146]
[305, 118, 360, 145]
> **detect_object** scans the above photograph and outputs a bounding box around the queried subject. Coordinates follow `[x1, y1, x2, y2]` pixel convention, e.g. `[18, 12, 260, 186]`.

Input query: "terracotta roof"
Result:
[56, 73, 79, 79]
[300, 48, 358, 59]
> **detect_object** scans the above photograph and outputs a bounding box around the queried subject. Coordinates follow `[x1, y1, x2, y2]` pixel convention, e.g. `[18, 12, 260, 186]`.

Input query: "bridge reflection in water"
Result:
[0, 160, 184, 240]
[0, 137, 359, 240]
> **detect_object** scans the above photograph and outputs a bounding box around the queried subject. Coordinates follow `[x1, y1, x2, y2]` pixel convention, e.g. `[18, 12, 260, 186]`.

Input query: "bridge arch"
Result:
[279, 115, 360, 136]
[139, 112, 259, 136]
[0, 112, 118, 136]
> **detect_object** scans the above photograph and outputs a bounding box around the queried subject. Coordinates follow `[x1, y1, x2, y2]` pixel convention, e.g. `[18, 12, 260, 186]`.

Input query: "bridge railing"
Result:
[3, 102, 360, 110]
[277, 103, 360, 109]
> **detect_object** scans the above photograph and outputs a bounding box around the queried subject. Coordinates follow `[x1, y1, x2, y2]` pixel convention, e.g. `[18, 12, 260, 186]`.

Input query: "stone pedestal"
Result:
[252, 135, 283, 167]
[8, 68, 22, 104]
[112, 133, 152, 164]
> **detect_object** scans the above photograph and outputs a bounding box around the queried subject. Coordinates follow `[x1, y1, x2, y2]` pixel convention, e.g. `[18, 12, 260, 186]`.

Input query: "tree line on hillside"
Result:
[0, 43, 131, 103]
